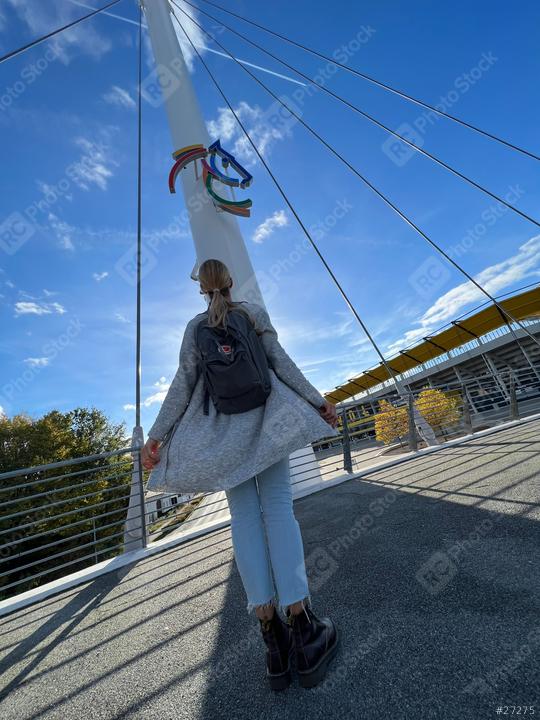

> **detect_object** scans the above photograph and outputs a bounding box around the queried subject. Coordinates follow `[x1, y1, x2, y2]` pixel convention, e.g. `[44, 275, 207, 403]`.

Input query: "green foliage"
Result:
[0, 407, 127, 473]
[0, 408, 131, 601]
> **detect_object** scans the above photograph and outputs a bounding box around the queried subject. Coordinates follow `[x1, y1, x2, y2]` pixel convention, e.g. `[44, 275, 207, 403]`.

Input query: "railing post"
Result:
[124, 425, 148, 552]
[407, 393, 418, 452]
[509, 374, 519, 421]
[397, 380, 438, 446]
[461, 384, 473, 434]
[341, 409, 353, 473]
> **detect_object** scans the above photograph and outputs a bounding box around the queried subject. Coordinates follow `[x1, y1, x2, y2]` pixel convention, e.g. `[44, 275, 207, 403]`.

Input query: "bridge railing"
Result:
[0, 448, 145, 601]
[324, 363, 540, 469]
[2, 363, 539, 606]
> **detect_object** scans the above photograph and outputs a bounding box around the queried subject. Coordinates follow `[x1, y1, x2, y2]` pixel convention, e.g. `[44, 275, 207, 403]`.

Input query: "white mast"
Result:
[136, 0, 324, 517]
[141, 0, 264, 306]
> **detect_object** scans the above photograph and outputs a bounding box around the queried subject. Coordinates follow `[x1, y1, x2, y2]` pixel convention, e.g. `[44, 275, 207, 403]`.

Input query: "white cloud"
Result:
[38, 181, 73, 205]
[93, 271, 109, 282]
[84, 223, 190, 247]
[206, 101, 287, 166]
[115, 312, 130, 323]
[124, 377, 169, 410]
[0, 405, 5, 418]
[32, 219, 190, 261]
[265, 312, 377, 393]
[252, 210, 288, 244]
[24, 357, 50, 367]
[6, 0, 112, 64]
[277, 311, 356, 345]
[103, 85, 136, 110]
[70, 136, 117, 191]
[35, 132, 117, 198]
[48, 213, 75, 251]
[14, 302, 51, 316]
[386, 234, 540, 355]
[207, 106, 237, 144]
[49, 302, 66, 315]
[14, 300, 66, 316]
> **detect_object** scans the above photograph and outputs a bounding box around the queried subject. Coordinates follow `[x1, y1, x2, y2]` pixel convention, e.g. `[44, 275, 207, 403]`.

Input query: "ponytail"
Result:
[206, 287, 233, 329]
[198, 258, 237, 329]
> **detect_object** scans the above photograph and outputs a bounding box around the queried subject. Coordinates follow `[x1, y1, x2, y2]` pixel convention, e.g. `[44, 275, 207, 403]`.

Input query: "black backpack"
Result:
[195, 306, 272, 416]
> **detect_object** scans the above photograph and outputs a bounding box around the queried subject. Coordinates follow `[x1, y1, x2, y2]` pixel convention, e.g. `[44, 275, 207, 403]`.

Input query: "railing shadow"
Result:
[195, 431, 540, 718]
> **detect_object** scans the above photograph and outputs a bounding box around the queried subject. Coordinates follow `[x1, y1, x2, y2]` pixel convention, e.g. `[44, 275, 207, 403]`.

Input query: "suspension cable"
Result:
[180, 0, 540, 229]
[169, 6, 402, 390]
[135, 1, 143, 428]
[193, 0, 540, 164]
[0, 0, 124, 65]
[169, 0, 540, 357]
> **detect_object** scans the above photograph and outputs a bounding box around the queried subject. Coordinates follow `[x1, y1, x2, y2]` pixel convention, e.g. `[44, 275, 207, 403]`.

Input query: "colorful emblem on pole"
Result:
[168, 144, 207, 193]
[168, 140, 252, 217]
[207, 140, 252, 189]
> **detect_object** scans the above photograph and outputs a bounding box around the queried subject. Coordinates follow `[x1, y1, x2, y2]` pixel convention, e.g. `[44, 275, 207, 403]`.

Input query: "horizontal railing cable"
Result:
[0, 512, 146, 563]
[0, 446, 134, 481]
[3, 368, 538, 596]
[0, 526, 132, 579]
[1, 483, 133, 524]
[0, 457, 133, 494]
[1, 469, 135, 507]
[0, 491, 135, 535]
[1, 503, 144, 548]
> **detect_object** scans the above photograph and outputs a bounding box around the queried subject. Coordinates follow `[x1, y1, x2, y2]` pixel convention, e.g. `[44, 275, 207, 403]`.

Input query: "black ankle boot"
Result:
[287, 601, 339, 688]
[258, 611, 294, 691]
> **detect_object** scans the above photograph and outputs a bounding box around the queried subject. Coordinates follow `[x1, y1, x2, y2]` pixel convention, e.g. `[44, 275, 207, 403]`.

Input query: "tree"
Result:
[0, 408, 130, 600]
[374, 399, 408, 446]
[0, 408, 127, 473]
[414, 389, 460, 432]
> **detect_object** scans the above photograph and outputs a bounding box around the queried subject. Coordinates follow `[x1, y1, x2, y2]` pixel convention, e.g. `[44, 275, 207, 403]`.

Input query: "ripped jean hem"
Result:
[246, 592, 312, 616]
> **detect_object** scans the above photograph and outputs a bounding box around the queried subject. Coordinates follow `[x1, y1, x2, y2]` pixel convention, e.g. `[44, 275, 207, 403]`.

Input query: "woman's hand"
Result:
[319, 400, 338, 428]
[141, 438, 161, 470]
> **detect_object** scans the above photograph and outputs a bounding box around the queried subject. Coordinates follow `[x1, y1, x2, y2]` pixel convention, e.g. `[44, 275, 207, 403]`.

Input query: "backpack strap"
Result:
[196, 318, 211, 417]
[226, 308, 253, 339]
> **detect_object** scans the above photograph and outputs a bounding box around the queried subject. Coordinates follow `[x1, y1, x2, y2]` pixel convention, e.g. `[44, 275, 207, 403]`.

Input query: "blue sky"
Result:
[1, 0, 539, 438]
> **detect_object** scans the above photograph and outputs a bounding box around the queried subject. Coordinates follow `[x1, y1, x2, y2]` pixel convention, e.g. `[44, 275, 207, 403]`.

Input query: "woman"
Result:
[141, 258, 341, 691]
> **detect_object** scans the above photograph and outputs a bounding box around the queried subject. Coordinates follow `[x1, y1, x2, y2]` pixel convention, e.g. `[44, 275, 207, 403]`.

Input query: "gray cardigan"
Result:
[145, 301, 339, 494]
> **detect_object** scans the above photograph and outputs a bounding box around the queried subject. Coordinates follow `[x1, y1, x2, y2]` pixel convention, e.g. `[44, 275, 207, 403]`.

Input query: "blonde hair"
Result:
[198, 258, 236, 329]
